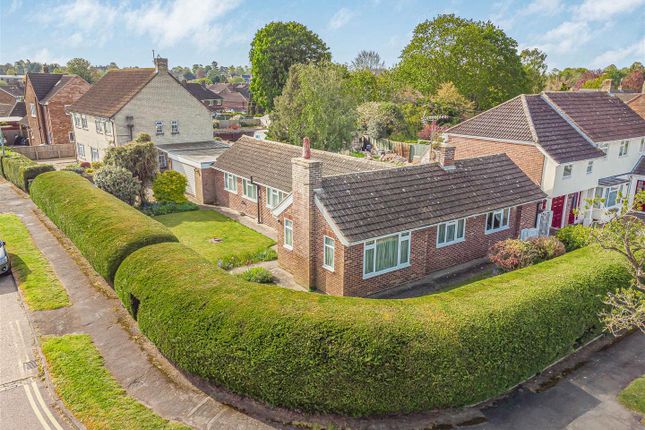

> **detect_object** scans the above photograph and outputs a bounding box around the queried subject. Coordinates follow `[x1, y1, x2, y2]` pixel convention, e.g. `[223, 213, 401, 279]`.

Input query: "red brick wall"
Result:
[24, 78, 45, 146]
[212, 169, 281, 231]
[45, 76, 90, 145]
[628, 95, 645, 120]
[0, 90, 16, 105]
[446, 135, 546, 185]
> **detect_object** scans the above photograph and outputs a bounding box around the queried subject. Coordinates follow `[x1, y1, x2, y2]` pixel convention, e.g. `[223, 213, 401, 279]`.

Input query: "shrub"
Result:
[80, 161, 91, 168]
[0, 151, 54, 191]
[488, 239, 542, 272]
[115, 242, 629, 416]
[152, 170, 188, 203]
[104, 139, 158, 203]
[556, 224, 592, 252]
[30, 171, 177, 282]
[528, 236, 566, 261]
[240, 267, 274, 283]
[139, 201, 198, 216]
[94, 166, 141, 206]
[219, 248, 278, 270]
[91, 161, 104, 169]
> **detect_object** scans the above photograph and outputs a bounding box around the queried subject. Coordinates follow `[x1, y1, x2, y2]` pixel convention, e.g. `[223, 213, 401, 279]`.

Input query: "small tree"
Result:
[104, 134, 158, 203]
[429, 82, 475, 122]
[94, 166, 141, 206]
[356, 102, 405, 140]
[152, 170, 188, 203]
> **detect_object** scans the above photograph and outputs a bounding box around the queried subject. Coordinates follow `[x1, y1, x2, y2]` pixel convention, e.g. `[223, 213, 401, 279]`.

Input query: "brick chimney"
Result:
[433, 142, 456, 170]
[290, 138, 322, 288]
[600, 78, 616, 93]
[154, 57, 169, 73]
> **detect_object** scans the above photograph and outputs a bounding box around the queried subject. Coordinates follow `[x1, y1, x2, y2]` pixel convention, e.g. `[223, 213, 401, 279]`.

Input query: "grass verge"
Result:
[619, 374, 645, 423]
[41, 334, 190, 430]
[0, 213, 69, 310]
[154, 209, 276, 268]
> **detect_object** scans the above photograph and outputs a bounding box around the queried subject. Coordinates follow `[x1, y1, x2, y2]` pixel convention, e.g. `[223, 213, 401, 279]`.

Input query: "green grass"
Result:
[619, 374, 645, 423]
[41, 334, 189, 430]
[154, 209, 276, 268]
[0, 214, 69, 310]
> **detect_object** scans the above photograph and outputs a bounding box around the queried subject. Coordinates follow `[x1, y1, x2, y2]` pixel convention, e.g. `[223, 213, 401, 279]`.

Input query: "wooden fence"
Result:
[9, 144, 76, 160]
[369, 137, 430, 162]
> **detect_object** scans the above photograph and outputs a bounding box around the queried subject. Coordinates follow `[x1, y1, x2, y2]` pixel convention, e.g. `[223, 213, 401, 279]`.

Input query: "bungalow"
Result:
[211, 136, 545, 296]
[445, 91, 645, 229]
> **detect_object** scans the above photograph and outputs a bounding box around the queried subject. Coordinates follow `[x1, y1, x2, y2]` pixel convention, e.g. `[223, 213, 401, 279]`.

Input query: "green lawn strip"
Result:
[619, 374, 645, 423]
[41, 334, 189, 430]
[0, 213, 69, 310]
[154, 209, 276, 268]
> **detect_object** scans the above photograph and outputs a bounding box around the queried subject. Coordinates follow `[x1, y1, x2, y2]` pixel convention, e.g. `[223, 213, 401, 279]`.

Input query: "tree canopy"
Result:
[356, 102, 405, 140]
[351, 50, 385, 72]
[395, 14, 528, 110]
[250, 21, 331, 111]
[269, 62, 357, 152]
[520, 48, 548, 93]
[66, 58, 95, 83]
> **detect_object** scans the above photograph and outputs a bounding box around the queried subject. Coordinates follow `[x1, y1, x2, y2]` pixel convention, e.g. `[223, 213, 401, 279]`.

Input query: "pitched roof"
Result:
[614, 93, 640, 103]
[207, 83, 231, 94]
[10, 101, 25, 117]
[26, 73, 64, 101]
[183, 82, 222, 101]
[0, 85, 23, 98]
[213, 135, 390, 192]
[0, 103, 14, 116]
[70, 68, 156, 117]
[317, 154, 546, 243]
[447, 93, 607, 163]
[40, 75, 76, 104]
[543, 91, 645, 142]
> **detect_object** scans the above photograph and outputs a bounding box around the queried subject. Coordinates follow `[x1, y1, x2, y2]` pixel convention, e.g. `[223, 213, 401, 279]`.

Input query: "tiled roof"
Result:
[632, 156, 645, 175]
[70, 68, 156, 117]
[183, 82, 222, 101]
[27, 73, 64, 101]
[0, 103, 14, 116]
[212, 135, 390, 191]
[318, 154, 545, 243]
[207, 83, 231, 94]
[0, 85, 24, 98]
[10, 101, 25, 117]
[614, 93, 640, 103]
[157, 141, 229, 164]
[40, 75, 75, 104]
[544, 91, 645, 142]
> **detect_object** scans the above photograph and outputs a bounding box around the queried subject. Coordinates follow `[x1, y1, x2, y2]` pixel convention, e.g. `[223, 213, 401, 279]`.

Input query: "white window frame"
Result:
[619, 140, 629, 157]
[266, 187, 287, 209]
[436, 218, 466, 247]
[155, 120, 164, 136]
[562, 164, 573, 179]
[158, 152, 168, 169]
[95, 118, 103, 134]
[586, 160, 593, 175]
[224, 172, 238, 193]
[485, 208, 511, 234]
[599, 143, 609, 159]
[603, 184, 628, 209]
[242, 178, 257, 202]
[171, 120, 179, 135]
[283, 219, 293, 250]
[30, 103, 36, 117]
[323, 236, 335, 271]
[73, 113, 81, 128]
[640, 138, 645, 153]
[103, 119, 112, 136]
[81, 114, 88, 129]
[363, 231, 411, 279]
[90, 147, 99, 162]
[77, 143, 85, 159]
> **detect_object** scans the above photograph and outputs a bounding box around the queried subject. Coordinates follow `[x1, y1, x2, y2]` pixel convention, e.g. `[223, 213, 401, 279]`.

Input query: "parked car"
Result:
[0, 240, 10, 275]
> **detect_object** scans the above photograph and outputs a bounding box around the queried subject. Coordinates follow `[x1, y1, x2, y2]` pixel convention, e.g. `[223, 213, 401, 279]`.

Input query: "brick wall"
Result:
[0, 90, 15, 105]
[447, 135, 546, 185]
[628, 95, 645, 120]
[24, 78, 45, 146]
[45, 76, 90, 145]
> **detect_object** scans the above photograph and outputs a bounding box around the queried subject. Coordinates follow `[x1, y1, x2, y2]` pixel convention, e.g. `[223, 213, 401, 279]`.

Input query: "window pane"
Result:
[606, 189, 617, 207]
[375, 236, 399, 272]
[400, 238, 410, 264]
[364, 247, 374, 274]
[457, 219, 465, 238]
[486, 213, 493, 230]
[503, 208, 510, 226]
[446, 223, 456, 242]
[438, 224, 446, 244]
[493, 211, 502, 229]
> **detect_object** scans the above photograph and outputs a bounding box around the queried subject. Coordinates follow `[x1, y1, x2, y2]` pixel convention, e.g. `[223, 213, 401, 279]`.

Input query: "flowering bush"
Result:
[528, 236, 566, 260]
[488, 239, 542, 272]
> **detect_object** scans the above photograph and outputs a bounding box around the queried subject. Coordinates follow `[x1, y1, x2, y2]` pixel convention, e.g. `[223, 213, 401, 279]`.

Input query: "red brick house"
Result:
[183, 82, 223, 113]
[212, 136, 545, 296]
[207, 83, 249, 112]
[24, 73, 90, 146]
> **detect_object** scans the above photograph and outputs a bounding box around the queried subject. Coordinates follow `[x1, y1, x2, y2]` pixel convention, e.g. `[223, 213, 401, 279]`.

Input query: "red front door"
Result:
[551, 195, 565, 228]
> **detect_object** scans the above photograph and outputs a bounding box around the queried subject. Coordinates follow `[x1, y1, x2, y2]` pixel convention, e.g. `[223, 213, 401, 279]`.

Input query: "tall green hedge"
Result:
[30, 171, 178, 282]
[115, 242, 629, 416]
[0, 151, 54, 191]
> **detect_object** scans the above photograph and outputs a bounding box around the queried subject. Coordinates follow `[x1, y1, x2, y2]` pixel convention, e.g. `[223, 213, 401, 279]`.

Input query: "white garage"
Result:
[169, 159, 197, 196]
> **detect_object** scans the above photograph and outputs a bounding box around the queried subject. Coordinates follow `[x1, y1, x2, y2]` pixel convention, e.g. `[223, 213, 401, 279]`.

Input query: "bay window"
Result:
[485, 208, 510, 233]
[284, 219, 293, 249]
[363, 231, 411, 278]
[437, 218, 465, 247]
[242, 178, 257, 201]
[266, 187, 287, 209]
[224, 172, 238, 192]
[323, 236, 334, 271]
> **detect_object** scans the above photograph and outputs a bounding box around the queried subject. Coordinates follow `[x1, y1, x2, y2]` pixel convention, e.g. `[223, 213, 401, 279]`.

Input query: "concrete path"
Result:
[0, 180, 275, 430]
[229, 260, 307, 292]
[467, 331, 645, 430]
[0, 273, 71, 430]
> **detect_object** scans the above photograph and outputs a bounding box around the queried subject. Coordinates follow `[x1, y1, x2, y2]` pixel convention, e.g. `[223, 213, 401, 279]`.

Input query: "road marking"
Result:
[14, 319, 30, 362]
[24, 383, 52, 430]
[31, 381, 64, 430]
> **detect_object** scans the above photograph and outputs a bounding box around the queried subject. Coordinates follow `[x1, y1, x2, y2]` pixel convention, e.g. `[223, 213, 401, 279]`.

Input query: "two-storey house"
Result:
[24, 72, 90, 146]
[445, 91, 645, 230]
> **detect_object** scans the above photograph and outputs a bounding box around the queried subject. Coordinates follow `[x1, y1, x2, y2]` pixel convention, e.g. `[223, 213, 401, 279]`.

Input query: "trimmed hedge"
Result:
[30, 171, 178, 282]
[0, 151, 54, 191]
[115, 242, 630, 416]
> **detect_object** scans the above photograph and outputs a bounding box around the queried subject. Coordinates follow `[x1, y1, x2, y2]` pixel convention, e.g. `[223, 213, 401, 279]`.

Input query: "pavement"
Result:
[0, 273, 70, 430]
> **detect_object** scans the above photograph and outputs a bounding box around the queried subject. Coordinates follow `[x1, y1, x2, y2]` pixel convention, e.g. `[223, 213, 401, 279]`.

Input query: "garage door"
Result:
[171, 161, 196, 196]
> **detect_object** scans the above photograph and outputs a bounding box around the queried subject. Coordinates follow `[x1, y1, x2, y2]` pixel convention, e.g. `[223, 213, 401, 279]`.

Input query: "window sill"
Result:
[485, 225, 510, 235]
[283, 244, 293, 251]
[243, 195, 257, 203]
[363, 263, 411, 280]
[323, 265, 334, 273]
[436, 237, 465, 248]
[224, 188, 237, 194]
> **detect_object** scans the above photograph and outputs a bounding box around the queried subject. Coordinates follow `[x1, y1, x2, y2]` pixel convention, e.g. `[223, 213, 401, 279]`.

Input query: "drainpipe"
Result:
[251, 176, 261, 224]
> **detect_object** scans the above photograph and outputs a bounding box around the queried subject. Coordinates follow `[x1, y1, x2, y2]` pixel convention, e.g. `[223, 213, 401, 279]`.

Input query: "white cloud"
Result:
[591, 36, 645, 67]
[490, 0, 562, 29]
[524, 0, 563, 15]
[27, 48, 66, 65]
[573, 0, 645, 21]
[533, 20, 592, 54]
[328, 8, 355, 30]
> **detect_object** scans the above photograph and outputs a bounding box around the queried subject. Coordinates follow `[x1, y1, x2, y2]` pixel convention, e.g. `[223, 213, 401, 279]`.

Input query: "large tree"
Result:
[395, 14, 529, 110]
[66, 58, 94, 83]
[520, 48, 548, 93]
[351, 50, 385, 72]
[269, 62, 357, 152]
[250, 21, 331, 110]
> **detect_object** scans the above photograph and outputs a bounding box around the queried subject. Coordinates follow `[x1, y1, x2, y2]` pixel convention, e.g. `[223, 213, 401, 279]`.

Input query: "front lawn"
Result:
[619, 374, 645, 423]
[42, 334, 189, 429]
[154, 209, 276, 269]
[0, 214, 70, 310]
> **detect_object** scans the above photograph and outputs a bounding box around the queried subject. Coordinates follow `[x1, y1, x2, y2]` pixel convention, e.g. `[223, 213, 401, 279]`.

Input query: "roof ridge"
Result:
[540, 92, 597, 146]
[520, 94, 539, 143]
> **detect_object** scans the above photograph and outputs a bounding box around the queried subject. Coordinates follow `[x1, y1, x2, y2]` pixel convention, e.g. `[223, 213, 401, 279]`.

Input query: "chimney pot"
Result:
[154, 57, 169, 73]
[302, 137, 311, 159]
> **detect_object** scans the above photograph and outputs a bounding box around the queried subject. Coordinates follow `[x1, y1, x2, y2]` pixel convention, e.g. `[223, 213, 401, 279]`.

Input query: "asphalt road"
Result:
[0, 272, 69, 430]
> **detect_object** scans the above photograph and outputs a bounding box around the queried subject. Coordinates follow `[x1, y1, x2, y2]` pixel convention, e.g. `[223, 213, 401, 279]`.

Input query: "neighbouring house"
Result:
[207, 83, 249, 112]
[24, 72, 90, 146]
[183, 82, 223, 114]
[212, 136, 544, 296]
[69, 56, 218, 185]
[445, 91, 645, 230]
[0, 85, 27, 144]
[580, 79, 645, 121]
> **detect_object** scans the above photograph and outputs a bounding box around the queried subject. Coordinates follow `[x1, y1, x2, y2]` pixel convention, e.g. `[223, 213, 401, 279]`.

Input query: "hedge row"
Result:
[31, 170, 632, 416]
[30, 171, 178, 282]
[0, 151, 54, 191]
[115, 243, 629, 416]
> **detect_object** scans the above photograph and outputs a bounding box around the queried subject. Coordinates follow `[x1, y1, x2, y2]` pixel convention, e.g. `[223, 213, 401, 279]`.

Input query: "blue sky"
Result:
[1, 0, 644, 71]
